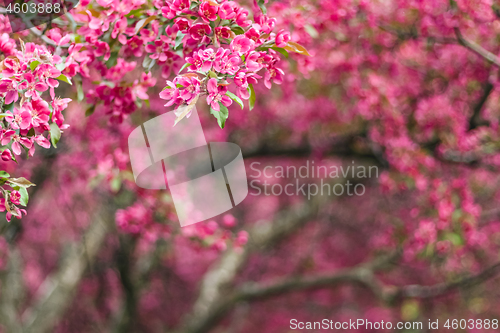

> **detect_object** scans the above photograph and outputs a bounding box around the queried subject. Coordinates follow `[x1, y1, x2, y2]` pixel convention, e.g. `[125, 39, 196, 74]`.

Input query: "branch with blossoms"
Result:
[155, 0, 309, 128]
[0, 39, 73, 222]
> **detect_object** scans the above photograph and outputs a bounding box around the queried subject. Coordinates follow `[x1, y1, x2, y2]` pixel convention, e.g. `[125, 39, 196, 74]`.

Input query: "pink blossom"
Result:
[175, 18, 191, 33]
[94, 41, 111, 60]
[206, 78, 232, 111]
[1, 149, 12, 162]
[28, 99, 51, 128]
[230, 35, 254, 54]
[125, 36, 144, 57]
[20, 73, 48, 99]
[264, 66, 284, 88]
[189, 23, 212, 41]
[234, 7, 251, 27]
[218, 1, 236, 20]
[0, 79, 19, 104]
[213, 49, 241, 75]
[159, 81, 182, 107]
[10, 191, 20, 205]
[176, 76, 201, 103]
[275, 29, 291, 47]
[5, 108, 32, 130]
[145, 36, 171, 61]
[198, 1, 218, 23]
[245, 27, 262, 44]
[112, 17, 134, 44]
[215, 27, 233, 40]
[233, 71, 260, 99]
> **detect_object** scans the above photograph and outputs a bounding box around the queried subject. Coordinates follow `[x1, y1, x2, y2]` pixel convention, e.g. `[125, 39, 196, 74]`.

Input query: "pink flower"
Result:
[158, 51, 182, 78]
[171, 0, 190, 12]
[264, 66, 284, 88]
[176, 76, 201, 103]
[258, 16, 276, 33]
[2, 131, 32, 155]
[112, 17, 134, 44]
[20, 73, 48, 99]
[230, 35, 254, 54]
[1, 56, 20, 76]
[140, 21, 160, 43]
[199, 1, 218, 22]
[186, 49, 215, 72]
[233, 71, 260, 99]
[10, 191, 20, 205]
[159, 81, 182, 107]
[145, 36, 170, 61]
[51, 98, 71, 127]
[215, 27, 233, 40]
[46, 28, 71, 46]
[186, 51, 205, 71]
[189, 23, 212, 41]
[246, 51, 270, 71]
[5, 107, 32, 130]
[28, 99, 51, 128]
[245, 27, 262, 44]
[125, 36, 144, 57]
[94, 40, 111, 60]
[218, 1, 236, 20]
[234, 7, 251, 27]
[1, 149, 12, 162]
[275, 29, 291, 47]
[206, 78, 232, 111]
[0, 79, 19, 104]
[34, 135, 51, 148]
[175, 18, 190, 33]
[214, 48, 241, 75]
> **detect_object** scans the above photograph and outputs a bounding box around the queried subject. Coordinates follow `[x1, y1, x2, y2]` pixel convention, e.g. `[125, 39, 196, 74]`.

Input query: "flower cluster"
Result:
[155, 0, 299, 127]
[0, 37, 72, 221]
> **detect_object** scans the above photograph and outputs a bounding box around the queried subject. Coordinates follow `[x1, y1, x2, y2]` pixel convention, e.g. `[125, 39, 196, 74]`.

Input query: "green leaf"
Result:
[125, 9, 141, 17]
[142, 56, 156, 73]
[231, 26, 245, 35]
[271, 47, 289, 58]
[208, 70, 217, 78]
[76, 80, 84, 102]
[304, 24, 319, 39]
[174, 31, 185, 50]
[283, 41, 311, 56]
[226, 91, 244, 109]
[0, 171, 10, 179]
[257, 0, 267, 15]
[56, 74, 72, 85]
[0, 113, 11, 119]
[30, 60, 40, 71]
[178, 62, 192, 74]
[134, 15, 157, 35]
[50, 123, 61, 148]
[210, 103, 229, 129]
[4, 102, 14, 112]
[8, 177, 35, 188]
[19, 187, 28, 206]
[248, 84, 256, 111]
[106, 51, 118, 68]
[85, 105, 96, 117]
[110, 176, 121, 192]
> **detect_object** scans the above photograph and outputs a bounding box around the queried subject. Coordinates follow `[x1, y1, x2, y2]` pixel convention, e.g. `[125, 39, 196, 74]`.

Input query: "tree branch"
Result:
[454, 28, 500, 67]
[468, 81, 493, 131]
[20, 206, 114, 333]
[398, 261, 500, 299]
[177, 194, 332, 333]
